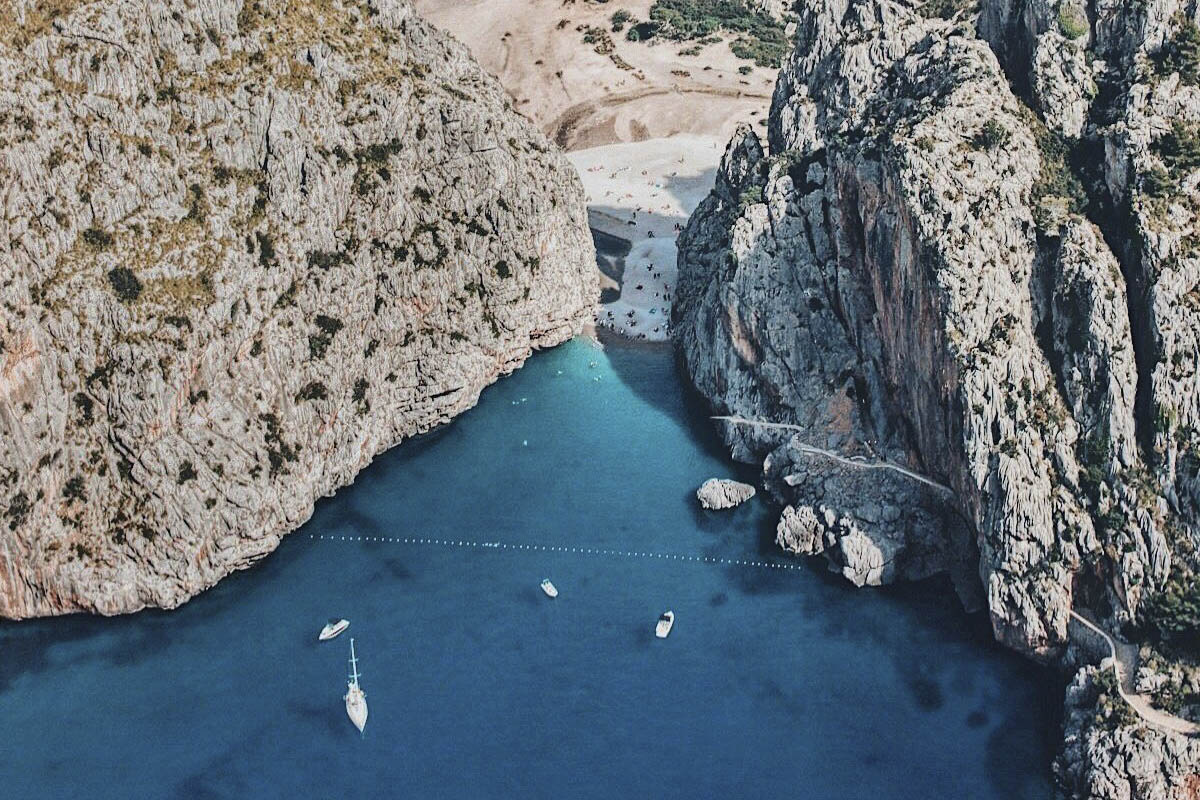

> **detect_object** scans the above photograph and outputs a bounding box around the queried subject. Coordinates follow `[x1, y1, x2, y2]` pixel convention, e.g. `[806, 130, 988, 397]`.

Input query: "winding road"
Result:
[1069, 610, 1200, 736]
[710, 415, 955, 495]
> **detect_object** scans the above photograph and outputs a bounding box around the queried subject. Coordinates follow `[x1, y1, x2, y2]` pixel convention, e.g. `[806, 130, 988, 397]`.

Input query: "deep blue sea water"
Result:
[1, 338, 1057, 799]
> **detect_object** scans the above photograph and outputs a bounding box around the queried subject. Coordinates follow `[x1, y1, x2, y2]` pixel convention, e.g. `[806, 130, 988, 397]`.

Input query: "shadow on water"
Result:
[598, 335, 755, 483]
[701, 481, 1064, 763]
[0, 512, 314, 692]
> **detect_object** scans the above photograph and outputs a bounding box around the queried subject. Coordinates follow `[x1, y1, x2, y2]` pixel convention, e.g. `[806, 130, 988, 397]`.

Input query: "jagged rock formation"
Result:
[1058, 665, 1200, 799]
[696, 477, 756, 509]
[674, 0, 1200, 793]
[0, 0, 597, 618]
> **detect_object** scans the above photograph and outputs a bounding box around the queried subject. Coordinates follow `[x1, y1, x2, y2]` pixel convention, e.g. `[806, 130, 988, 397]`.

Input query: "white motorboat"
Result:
[344, 638, 368, 733]
[655, 611, 674, 639]
[540, 578, 558, 598]
[319, 618, 350, 641]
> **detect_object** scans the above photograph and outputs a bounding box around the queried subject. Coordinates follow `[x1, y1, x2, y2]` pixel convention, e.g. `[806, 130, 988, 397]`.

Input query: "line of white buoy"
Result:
[306, 534, 803, 571]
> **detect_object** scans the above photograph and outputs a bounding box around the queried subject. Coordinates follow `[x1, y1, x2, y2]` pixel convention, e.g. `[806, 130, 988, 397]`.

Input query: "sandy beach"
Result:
[413, 0, 770, 342]
[412, 0, 774, 149]
[567, 136, 725, 342]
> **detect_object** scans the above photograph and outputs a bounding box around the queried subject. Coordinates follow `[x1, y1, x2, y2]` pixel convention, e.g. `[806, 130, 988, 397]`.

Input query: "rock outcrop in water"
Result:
[696, 478, 756, 510]
[0, 0, 596, 618]
[674, 0, 1200, 793]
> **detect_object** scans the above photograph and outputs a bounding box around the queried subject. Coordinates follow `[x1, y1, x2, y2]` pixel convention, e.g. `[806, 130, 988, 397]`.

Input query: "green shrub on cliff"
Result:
[1057, 4, 1088, 40]
[1155, 18, 1200, 85]
[919, 0, 976, 21]
[107, 267, 143, 303]
[973, 119, 1010, 150]
[1142, 572, 1200, 659]
[1155, 120, 1200, 174]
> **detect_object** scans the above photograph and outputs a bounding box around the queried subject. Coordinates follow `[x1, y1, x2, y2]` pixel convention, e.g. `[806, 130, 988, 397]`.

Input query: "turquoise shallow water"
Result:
[1, 338, 1057, 799]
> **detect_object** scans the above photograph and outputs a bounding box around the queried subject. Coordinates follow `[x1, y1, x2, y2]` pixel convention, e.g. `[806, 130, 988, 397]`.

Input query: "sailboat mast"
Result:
[348, 638, 361, 686]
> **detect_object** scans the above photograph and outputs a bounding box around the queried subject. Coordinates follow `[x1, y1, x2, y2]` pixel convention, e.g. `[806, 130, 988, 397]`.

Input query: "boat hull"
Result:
[345, 689, 368, 733]
[319, 620, 349, 641]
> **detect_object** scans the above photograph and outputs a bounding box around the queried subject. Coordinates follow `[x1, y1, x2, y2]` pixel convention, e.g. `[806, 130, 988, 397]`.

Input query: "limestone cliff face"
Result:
[0, 0, 597, 618]
[675, 0, 1199, 794]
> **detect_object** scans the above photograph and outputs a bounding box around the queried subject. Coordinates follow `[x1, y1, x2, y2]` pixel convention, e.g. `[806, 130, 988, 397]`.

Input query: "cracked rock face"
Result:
[0, 0, 597, 618]
[1057, 666, 1200, 800]
[675, 0, 1200, 789]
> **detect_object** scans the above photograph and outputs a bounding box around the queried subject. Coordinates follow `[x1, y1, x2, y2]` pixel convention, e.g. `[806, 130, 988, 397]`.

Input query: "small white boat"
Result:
[344, 638, 368, 733]
[540, 578, 558, 598]
[655, 611, 674, 639]
[319, 618, 349, 641]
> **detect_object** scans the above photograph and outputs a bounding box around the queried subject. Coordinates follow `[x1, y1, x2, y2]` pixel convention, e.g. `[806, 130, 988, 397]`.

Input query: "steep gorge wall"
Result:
[675, 0, 1200, 793]
[0, 0, 597, 618]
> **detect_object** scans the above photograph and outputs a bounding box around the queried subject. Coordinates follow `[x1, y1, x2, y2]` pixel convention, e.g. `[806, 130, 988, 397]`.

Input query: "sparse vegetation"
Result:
[1155, 18, 1200, 86]
[1142, 164, 1175, 198]
[1057, 4, 1088, 40]
[621, 1, 789, 67]
[918, 0, 975, 21]
[62, 476, 86, 503]
[74, 392, 94, 425]
[260, 412, 299, 476]
[1029, 120, 1088, 227]
[352, 378, 369, 415]
[1142, 563, 1200, 660]
[1154, 120, 1200, 174]
[307, 249, 351, 271]
[973, 119, 1010, 151]
[1091, 669, 1141, 731]
[178, 460, 197, 484]
[256, 231, 276, 267]
[81, 226, 113, 249]
[738, 184, 763, 210]
[107, 267, 143, 303]
[295, 381, 328, 402]
[308, 314, 344, 359]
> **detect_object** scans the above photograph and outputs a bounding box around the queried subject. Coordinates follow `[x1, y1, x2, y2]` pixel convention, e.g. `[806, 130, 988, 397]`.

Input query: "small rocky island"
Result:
[0, 0, 596, 618]
[674, 0, 1200, 796]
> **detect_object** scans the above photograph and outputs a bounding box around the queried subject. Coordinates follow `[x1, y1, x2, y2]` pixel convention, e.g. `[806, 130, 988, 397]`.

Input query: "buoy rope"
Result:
[307, 534, 802, 571]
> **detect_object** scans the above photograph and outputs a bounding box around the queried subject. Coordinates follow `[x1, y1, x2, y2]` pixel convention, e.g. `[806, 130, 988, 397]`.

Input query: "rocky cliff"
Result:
[674, 0, 1200, 794]
[0, 0, 597, 618]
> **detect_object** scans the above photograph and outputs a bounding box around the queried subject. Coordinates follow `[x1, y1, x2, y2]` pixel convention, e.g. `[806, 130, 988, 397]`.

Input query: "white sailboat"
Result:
[344, 638, 368, 733]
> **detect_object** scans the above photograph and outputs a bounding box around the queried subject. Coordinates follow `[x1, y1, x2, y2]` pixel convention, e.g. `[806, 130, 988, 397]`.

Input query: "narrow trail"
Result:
[1069, 610, 1200, 736]
[307, 533, 805, 572]
[710, 416, 955, 495]
[548, 86, 773, 149]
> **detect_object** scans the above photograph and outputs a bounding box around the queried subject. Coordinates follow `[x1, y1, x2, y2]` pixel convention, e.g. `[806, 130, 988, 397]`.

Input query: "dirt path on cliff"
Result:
[710, 416, 956, 495]
[1070, 610, 1200, 737]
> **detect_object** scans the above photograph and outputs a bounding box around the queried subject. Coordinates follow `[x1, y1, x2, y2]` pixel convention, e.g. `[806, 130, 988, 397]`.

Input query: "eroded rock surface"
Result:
[0, 0, 597, 618]
[696, 478, 757, 510]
